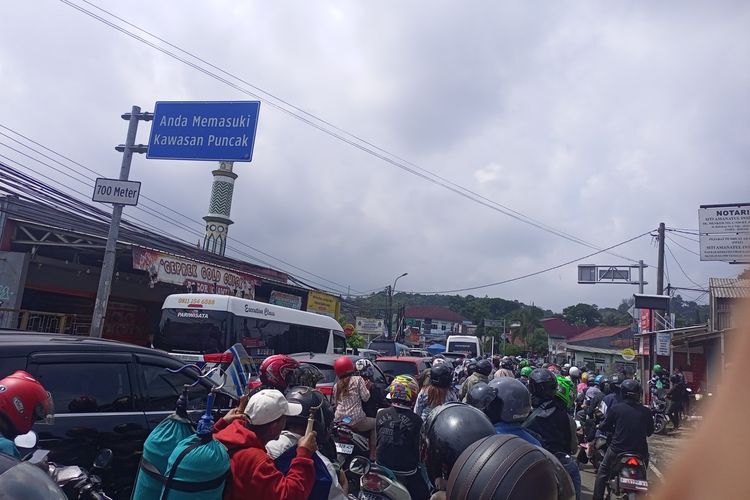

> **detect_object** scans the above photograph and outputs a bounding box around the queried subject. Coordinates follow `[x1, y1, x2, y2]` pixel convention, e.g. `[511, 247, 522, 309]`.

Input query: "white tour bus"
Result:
[445, 335, 482, 358]
[156, 294, 346, 367]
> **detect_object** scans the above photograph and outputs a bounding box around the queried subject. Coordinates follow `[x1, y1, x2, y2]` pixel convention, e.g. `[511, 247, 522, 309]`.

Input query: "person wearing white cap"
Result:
[214, 389, 318, 500]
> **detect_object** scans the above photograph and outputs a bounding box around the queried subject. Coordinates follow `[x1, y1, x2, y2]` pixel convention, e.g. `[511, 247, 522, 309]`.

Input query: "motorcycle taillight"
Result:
[362, 473, 389, 493]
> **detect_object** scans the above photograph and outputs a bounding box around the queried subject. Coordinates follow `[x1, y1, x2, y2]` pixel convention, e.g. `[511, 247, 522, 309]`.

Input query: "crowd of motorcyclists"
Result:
[0, 352, 683, 499]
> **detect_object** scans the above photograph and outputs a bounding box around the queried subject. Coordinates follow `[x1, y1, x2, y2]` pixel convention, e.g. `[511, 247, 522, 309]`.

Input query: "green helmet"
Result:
[519, 359, 529, 368]
[653, 364, 663, 374]
[520, 366, 533, 377]
[555, 375, 575, 408]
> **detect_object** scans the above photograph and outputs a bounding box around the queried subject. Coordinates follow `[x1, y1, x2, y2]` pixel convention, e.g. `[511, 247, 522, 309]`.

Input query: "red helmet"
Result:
[0, 371, 54, 437]
[259, 355, 300, 391]
[334, 356, 355, 378]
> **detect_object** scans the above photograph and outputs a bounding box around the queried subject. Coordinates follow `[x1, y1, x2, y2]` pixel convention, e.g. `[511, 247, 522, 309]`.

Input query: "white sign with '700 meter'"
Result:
[92, 178, 141, 206]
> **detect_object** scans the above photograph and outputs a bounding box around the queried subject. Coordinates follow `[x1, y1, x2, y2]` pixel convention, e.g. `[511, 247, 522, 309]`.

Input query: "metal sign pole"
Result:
[91, 106, 150, 337]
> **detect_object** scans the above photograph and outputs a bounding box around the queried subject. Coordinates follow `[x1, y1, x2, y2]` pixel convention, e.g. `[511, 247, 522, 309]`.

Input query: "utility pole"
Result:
[652, 222, 666, 370]
[385, 285, 392, 338]
[91, 106, 151, 338]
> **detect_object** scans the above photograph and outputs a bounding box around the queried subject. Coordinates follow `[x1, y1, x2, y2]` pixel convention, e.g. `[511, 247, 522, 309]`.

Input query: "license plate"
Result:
[335, 443, 354, 454]
[620, 477, 649, 490]
[361, 493, 388, 500]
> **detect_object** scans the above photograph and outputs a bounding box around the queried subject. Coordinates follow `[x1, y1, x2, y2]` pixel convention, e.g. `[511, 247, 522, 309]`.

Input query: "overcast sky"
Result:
[1, 1, 748, 311]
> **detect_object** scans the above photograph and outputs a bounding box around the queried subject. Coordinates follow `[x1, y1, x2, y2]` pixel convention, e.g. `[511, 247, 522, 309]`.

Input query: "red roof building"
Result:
[567, 326, 634, 349]
[540, 317, 588, 339]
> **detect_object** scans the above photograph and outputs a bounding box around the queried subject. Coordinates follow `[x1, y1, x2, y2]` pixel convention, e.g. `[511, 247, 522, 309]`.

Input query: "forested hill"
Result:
[342, 291, 709, 331]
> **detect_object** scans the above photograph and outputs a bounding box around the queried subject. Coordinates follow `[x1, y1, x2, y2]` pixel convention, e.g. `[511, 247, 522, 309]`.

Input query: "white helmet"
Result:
[569, 366, 581, 378]
[432, 358, 447, 367]
[563, 363, 571, 369]
[355, 358, 373, 374]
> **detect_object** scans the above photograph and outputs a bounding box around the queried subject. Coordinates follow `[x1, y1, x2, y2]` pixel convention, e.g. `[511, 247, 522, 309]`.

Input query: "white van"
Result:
[445, 335, 481, 358]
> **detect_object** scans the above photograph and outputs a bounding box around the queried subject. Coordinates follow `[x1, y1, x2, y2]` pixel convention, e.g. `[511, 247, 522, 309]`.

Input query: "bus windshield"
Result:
[156, 309, 231, 353]
[447, 341, 478, 357]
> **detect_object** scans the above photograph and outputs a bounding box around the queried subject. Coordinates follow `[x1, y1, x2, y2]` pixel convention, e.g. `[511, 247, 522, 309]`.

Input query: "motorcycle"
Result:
[333, 418, 371, 496]
[651, 398, 668, 435]
[347, 456, 411, 500]
[605, 453, 649, 499]
[17, 431, 114, 500]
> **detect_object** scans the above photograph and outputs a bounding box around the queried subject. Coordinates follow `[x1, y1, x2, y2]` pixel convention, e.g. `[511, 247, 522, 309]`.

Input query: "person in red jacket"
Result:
[214, 389, 318, 500]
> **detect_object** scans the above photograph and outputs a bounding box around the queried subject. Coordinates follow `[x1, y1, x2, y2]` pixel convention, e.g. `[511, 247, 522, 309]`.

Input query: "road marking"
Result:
[649, 462, 664, 480]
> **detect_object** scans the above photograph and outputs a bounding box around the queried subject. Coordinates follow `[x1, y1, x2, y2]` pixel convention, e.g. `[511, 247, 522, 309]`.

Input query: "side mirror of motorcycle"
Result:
[14, 430, 37, 449]
[93, 448, 113, 470]
[349, 456, 371, 476]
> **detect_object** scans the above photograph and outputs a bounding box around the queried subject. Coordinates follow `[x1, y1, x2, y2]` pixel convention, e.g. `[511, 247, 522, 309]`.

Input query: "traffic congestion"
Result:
[0, 292, 707, 500]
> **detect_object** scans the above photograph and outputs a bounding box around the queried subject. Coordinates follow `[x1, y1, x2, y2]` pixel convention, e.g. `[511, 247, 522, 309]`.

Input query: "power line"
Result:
[0, 127, 361, 294]
[403, 231, 653, 294]
[57, 0, 647, 265]
[664, 241, 704, 289]
[667, 230, 700, 244]
[666, 234, 700, 256]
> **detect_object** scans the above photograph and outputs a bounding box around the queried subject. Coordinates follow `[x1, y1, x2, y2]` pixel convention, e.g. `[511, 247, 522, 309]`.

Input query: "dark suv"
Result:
[0, 331, 234, 499]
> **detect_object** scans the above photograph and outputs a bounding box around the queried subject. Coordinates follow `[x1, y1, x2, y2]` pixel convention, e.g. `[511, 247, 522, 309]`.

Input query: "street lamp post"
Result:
[388, 272, 408, 338]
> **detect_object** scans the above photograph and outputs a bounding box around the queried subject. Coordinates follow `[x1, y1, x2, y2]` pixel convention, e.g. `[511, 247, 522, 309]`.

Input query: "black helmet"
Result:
[430, 363, 453, 389]
[500, 357, 514, 369]
[528, 368, 557, 401]
[421, 402, 495, 482]
[620, 379, 642, 401]
[447, 434, 575, 500]
[476, 359, 493, 376]
[469, 378, 531, 424]
[285, 386, 333, 437]
[600, 376, 611, 394]
[609, 374, 623, 390]
[467, 382, 496, 414]
[466, 359, 478, 377]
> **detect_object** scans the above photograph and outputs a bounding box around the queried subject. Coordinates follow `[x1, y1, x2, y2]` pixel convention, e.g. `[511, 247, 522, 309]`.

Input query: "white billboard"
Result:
[699, 203, 750, 262]
[356, 317, 385, 337]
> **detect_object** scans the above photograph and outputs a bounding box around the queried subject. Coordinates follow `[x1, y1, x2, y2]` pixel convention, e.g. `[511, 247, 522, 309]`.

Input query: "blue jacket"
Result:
[0, 437, 20, 459]
[276, 445, 333, 500]
[494, 422, 542, 447]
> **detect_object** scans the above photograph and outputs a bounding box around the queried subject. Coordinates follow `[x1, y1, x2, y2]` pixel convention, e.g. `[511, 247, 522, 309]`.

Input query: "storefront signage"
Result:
[307, 290, 340, 318]
[699, 203, 750, 262]
[269, 290, 303, 310]
[132, 247, 257, 298]
[621, 348, 636, 361]
[656, 332, 671, 356]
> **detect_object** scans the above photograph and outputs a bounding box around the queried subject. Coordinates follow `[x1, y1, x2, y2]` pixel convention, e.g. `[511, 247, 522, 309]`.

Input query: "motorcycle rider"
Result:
[251, 354, 303, 396]
[601, 374, 624, 415]
[593, 379, 654, 500]
[444, 434, 575, 500]
[576, 371, 588, 396]
[331, 356, 376, 460]
[467, 378, 541, 446]
[493, 357, 515, 379]
[0, 371, 54, 459]
[519, 366, 533, 387]
[214, 389, 318, 500]
[376, 375, 430, 500]
[523, 368, 581, 500]
[421, 402, 495, 496]
[414, 363, 457, 422]
[355, 358, 388, 419]
[459, 358, 492, 401]
[649, 364, 670, 401]
[267, 386, 348, 500]
[666, 374, 688, 430]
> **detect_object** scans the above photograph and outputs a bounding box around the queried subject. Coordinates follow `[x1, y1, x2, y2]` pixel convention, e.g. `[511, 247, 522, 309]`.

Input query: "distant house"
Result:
[405, 305, 468, 340]
[709, 277, 750, 331]
[565, 325, 638, 374]
[540, 317, 588, 362]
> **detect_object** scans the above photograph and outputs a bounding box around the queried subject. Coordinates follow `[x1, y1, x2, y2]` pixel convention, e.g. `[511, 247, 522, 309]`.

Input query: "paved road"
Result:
[578, 428, 690, 499]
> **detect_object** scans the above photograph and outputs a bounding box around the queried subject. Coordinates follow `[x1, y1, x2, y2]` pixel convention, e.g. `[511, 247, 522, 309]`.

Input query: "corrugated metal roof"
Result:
[710, 278, 750, 299]
[567, 326, 631, 343]
[565, 344, 634, 356]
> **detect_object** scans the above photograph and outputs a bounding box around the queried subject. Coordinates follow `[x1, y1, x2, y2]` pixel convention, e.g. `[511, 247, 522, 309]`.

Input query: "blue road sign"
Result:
[147, 101, 260, 161]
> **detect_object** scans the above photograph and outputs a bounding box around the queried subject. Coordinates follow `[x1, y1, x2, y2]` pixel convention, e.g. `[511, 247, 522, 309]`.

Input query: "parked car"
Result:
[367, 339, 410, 356]
[289, 352, 391, 399]
[0, 331, 235, 499]
[345, 347, 379, 362]
[375, 356, 432, 379]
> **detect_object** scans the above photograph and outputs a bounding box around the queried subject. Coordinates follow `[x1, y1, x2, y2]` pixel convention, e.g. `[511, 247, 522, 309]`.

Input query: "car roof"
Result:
[289, 353, 361, 365]
[0, 330, 162, 356]
[376, 356, 431, 363]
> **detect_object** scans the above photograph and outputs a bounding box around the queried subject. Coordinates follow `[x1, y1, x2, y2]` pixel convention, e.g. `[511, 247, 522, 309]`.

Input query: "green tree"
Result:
[527, 327, 549, 354]
[562, 303, 602, 327]
[346, 332, 365, 349]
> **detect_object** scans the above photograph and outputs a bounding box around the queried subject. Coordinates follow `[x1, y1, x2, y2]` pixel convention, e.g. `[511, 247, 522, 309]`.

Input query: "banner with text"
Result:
[269, 290, 303, 310]
[306, 290, 340, 318]
[132, 247, 257, 298]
